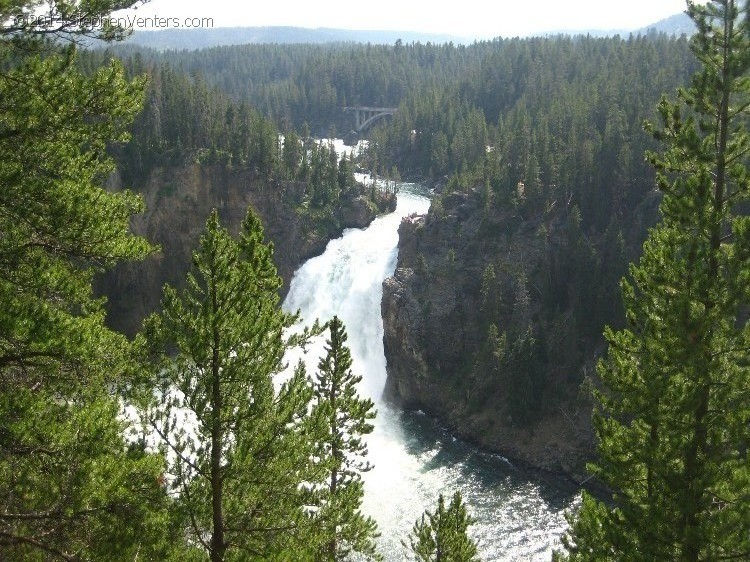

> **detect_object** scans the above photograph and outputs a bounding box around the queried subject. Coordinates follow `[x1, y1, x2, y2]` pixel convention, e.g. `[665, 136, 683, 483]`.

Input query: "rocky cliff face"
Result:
[99, 164, 395, 336]
[382, 188, 660, 483]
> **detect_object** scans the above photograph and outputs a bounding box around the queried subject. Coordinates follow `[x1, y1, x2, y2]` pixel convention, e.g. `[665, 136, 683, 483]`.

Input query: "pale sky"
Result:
[118, 0, 691, 39]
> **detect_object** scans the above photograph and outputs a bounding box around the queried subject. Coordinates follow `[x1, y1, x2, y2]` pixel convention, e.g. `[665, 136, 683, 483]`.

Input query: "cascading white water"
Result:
[283, 184, 578, 561]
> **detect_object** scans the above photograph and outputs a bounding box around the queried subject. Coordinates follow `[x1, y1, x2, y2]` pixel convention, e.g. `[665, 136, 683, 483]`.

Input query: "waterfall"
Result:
[283, 184, 577, 561]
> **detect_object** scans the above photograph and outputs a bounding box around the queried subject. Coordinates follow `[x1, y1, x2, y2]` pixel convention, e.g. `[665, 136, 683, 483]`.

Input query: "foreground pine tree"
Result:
[0, 2, 176, 559]
[558, 1, 750, 560]
[405, 492, 480, 562]
[308, 316, 380, 561]
[142, 209, 318, 561]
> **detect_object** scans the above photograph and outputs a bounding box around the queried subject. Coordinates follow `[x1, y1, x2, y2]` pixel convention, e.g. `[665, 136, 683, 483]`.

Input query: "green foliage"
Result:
[404, 492, 480, 562]
[0, 2, 179, 559]
[338, 154, 358, 193]
[308, 142, 343, 208]
[282, 129, 304, 180]
[479, 263, 496, 314]
[559, 2, 750, 560]
[306, 316, 380, 561]
[93, 34, 694, 201]
[504, 327, 545, 426]
[111, 62, 286, 183]
[141, 208, 319, 561]
[77, 51, 367, 213]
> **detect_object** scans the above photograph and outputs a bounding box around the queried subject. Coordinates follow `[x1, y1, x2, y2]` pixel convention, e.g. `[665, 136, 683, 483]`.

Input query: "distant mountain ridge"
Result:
[637, 12, 695, 35]
[115, 26, 465, 50]
[92, 12, 695, 51]
[543, 12, 693, 38]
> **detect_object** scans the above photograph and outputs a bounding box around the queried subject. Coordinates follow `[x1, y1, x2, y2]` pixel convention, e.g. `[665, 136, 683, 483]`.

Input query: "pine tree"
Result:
[308, 316, 380, 561]
[558, 2, 750, 560]
[142, 208, 319, 561]
[0, 2, 175, 559]
[405, 492, 480, 562]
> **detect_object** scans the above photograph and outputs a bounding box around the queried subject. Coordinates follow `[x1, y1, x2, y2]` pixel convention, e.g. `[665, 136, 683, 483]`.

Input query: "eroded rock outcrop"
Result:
[382, 188, 660, 483]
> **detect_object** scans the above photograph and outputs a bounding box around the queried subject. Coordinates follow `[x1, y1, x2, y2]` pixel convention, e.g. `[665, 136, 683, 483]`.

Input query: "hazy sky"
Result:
[119, 0, 690, 39]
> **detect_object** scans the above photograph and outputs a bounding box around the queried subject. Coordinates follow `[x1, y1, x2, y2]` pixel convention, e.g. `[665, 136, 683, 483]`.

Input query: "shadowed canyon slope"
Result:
[382, 187, 661, 482]
[99, 164, 395, 336]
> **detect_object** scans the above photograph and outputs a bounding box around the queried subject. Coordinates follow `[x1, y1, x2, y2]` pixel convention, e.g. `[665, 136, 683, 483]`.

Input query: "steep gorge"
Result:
[382, 187, 661, 482]
[99, 164, 394, 336]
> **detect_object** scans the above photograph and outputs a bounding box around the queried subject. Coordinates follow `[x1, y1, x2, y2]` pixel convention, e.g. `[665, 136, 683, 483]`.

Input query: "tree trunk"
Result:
[210, 268, 225, 562]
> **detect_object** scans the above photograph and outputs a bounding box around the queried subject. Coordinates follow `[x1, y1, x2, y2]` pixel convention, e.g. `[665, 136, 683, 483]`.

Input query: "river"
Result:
[282, 183, 579, 561]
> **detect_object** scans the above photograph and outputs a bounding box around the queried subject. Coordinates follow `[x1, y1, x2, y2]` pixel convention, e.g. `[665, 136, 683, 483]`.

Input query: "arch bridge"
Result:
[344, 106, 398, 133]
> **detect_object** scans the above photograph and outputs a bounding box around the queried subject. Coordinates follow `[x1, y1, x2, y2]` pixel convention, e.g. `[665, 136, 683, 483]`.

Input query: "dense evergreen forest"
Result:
[369, 33, 702, 449]
[2, 0, 748, 559]
[107, 28, 701, 461]
[80, 48, 364, 207]
[94, 34, 698, 247]
[78, 47, 400, 336]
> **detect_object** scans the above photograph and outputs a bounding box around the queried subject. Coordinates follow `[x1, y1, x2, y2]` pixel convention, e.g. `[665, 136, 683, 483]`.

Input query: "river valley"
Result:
[282, 183, 579, 561]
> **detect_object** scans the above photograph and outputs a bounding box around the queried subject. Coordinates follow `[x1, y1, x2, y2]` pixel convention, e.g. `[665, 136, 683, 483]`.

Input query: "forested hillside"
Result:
[78, 50, 396, 334]
[363, 35, 700, 479]
[3, 0, 748, 558]
[560, 2, 750, 559]
[364, 35, 697, 476]
[94, 33, 701, 474]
